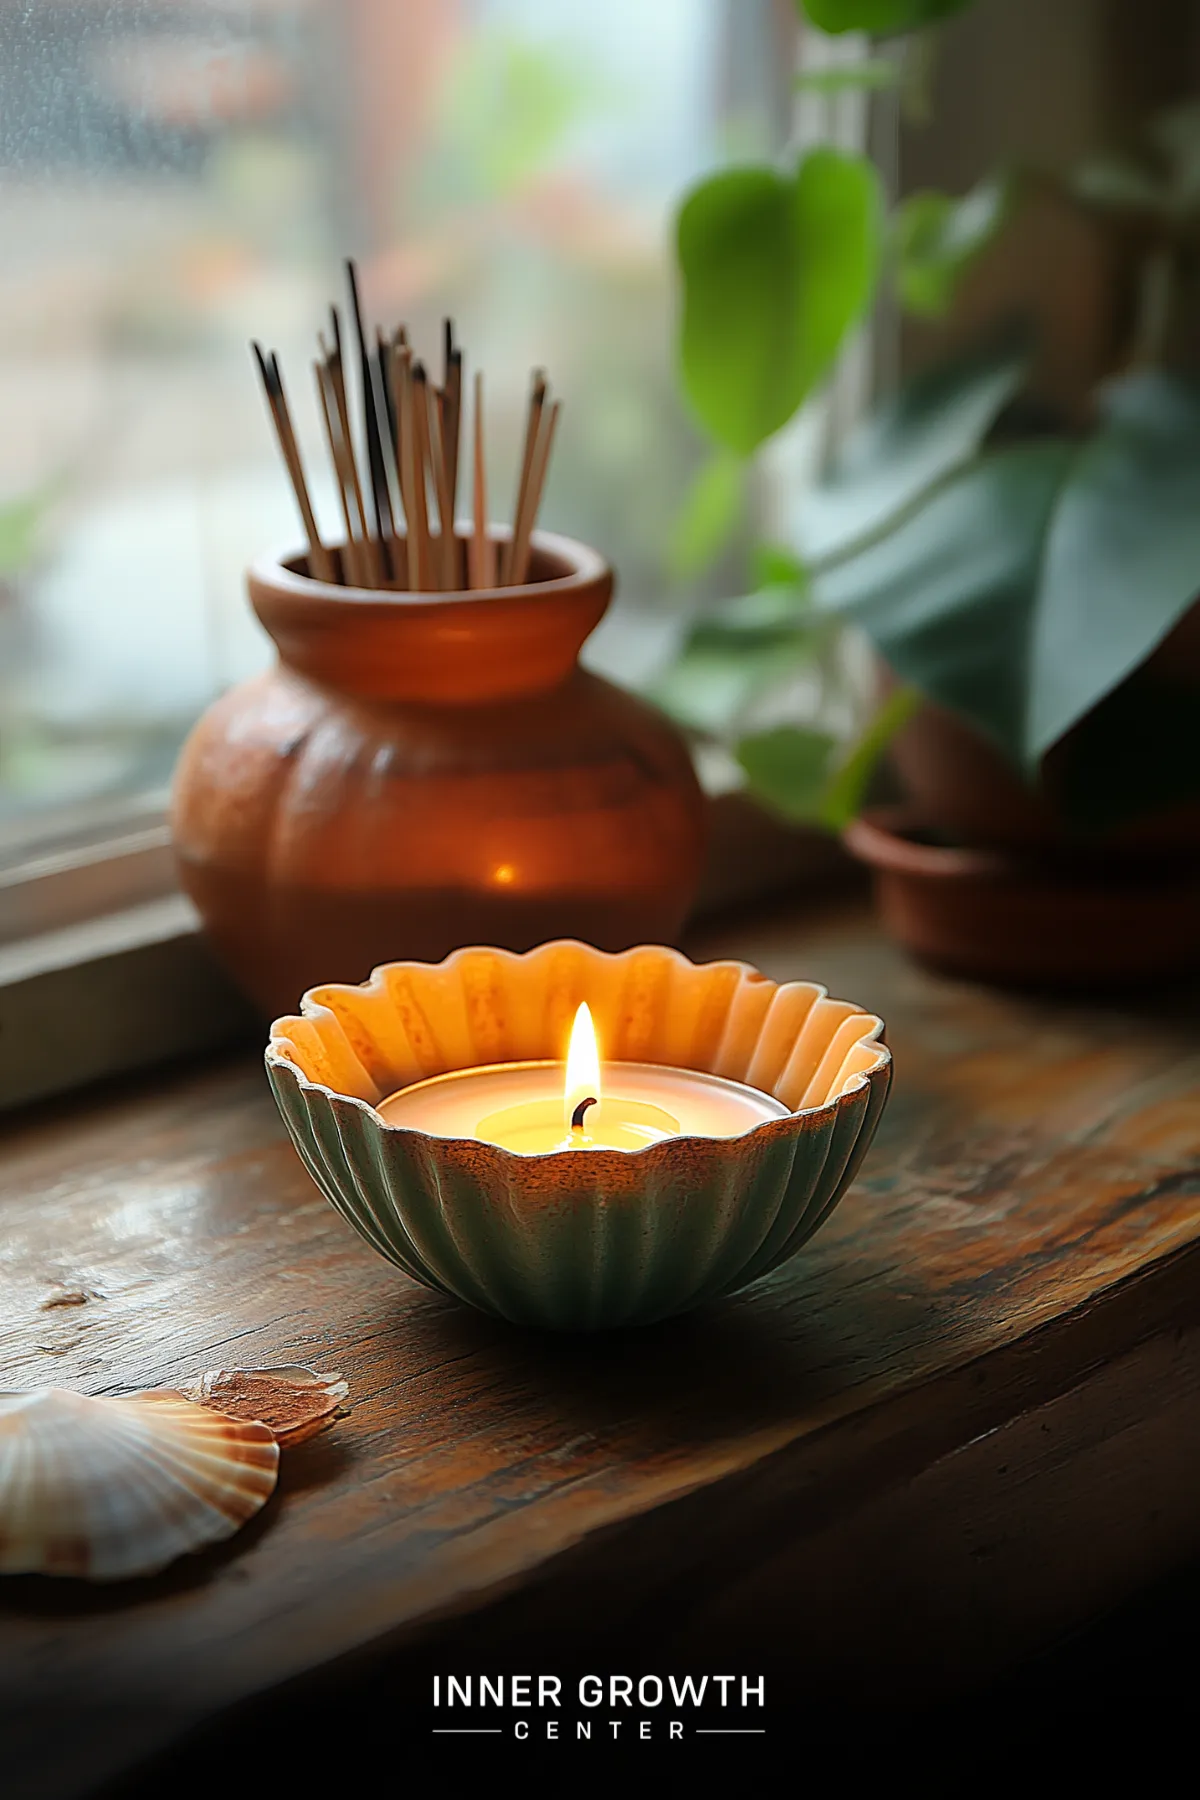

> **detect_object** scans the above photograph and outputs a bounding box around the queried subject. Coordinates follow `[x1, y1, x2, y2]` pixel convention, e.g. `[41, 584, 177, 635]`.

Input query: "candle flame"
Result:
[564, 1002, 601, 1128]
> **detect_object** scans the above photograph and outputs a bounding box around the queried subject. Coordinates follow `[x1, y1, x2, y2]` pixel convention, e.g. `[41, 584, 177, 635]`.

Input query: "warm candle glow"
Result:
[377, 996, 790, 1152]
[564, 1003, 601, 1134]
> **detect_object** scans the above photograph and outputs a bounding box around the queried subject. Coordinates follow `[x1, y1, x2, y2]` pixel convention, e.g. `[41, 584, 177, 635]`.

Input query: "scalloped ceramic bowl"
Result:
[266, 941, 891, 1330]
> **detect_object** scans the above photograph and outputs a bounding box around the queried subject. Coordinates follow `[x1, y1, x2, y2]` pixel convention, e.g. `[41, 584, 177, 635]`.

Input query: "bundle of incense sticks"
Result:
[252, 259, 561, 592]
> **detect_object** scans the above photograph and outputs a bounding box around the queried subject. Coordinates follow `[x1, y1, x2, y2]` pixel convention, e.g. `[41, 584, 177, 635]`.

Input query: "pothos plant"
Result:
[657, 0, 1200, 836]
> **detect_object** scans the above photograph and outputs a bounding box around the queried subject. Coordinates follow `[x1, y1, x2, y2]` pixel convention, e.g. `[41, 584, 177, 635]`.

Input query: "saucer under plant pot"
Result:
[844, 807, 1200, 990]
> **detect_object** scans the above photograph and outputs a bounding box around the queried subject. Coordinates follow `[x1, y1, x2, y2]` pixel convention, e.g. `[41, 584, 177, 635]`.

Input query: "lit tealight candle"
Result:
[377, 1003, 790, 1153]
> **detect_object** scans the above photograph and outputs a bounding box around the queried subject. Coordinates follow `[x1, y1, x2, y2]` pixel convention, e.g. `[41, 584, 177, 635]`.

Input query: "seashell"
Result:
[265, 940, 892, 1330]
[0, 1388, 279, 1581]
[180, 1367, 349, 1446]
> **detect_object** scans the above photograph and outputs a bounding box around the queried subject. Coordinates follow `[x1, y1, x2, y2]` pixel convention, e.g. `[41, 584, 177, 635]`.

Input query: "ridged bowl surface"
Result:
[266, 941, 891, 1329]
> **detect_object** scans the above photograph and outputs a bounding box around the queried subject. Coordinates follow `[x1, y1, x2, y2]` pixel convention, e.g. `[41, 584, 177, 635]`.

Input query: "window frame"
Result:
[0, 799, 175, 947]
[0, 0, 855, 1113]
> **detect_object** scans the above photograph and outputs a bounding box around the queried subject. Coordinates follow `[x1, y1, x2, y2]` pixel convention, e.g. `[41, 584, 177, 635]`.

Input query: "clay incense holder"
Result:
[171, 529, 706, 1017]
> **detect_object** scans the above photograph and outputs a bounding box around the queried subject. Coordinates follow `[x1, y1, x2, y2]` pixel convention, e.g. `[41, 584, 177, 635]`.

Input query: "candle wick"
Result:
[570, 1095, 597, 1132]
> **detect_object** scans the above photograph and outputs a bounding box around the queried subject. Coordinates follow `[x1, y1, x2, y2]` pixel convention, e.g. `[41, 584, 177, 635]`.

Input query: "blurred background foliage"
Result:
[660, 0, 1200, 836]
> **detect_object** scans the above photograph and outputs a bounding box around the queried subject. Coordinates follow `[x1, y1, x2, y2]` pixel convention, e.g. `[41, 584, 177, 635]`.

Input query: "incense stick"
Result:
[409, 361, 436, 592]
[315, 356, 364, 588]
[253, 288, 561, 592]
[346, 258, 392, 563]
[376, 326, 397, 454]
[270, 351, 339, 585]
[443, 320, 463, 528]
[424, 373, 458, 590]
[251, 342, 335, 583]
[503, 371, 547, 584]
[470, 369, 492, 589]
[509, 399, 560, 586]
[390, 340, 418, 587]
[375, 327, 404, 585]
[324, 329, 382, 588]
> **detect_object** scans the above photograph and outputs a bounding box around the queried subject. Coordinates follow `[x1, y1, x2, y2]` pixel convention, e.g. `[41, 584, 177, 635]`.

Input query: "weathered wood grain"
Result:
[1, 897, 1199, 1793]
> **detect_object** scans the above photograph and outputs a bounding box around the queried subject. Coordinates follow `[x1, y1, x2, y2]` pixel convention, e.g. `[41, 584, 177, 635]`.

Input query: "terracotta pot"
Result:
[885, 700, 1065, 855]
[884, 601, 1200, 858]
[845, 807, 1200, 989]
[887, 699, 1200, 858]
[171, 531, 706, 1017]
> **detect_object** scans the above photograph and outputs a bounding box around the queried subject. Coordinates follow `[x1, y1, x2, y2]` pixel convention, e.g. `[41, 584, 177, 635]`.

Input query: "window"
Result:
[0, 0, 795, 878]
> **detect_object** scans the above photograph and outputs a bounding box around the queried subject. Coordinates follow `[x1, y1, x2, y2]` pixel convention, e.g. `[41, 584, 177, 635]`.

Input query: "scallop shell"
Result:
[265, 941, 891, 1330]
[0, 1389, 279, 1581]
[181, 1367, 349, 1446]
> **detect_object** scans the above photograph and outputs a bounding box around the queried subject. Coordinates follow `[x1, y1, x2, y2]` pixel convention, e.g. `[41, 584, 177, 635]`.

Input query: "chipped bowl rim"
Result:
[265, 939, 890, 1167]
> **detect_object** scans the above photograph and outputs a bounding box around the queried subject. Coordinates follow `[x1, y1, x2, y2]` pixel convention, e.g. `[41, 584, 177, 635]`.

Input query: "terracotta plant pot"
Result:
[848, 604, 1200, 985]
[883, 601, 1200, 858]
[171, 531, 706, 1017]
[845, 807, 1200, 989]
[887, 698, 1200, 859]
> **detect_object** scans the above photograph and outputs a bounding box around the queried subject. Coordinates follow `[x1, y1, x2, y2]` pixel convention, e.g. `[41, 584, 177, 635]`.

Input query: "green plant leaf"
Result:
[893, 177, 1010, 319]
[665, 452, 746, 581]
[815, 369, 1200, 780]
[798, 0, 972, 37]
[818, 683, 921, 827]
[651, 646, 773, 737]
[1026, 370, 1200, 760]
[751, 542, 809, 590]
[736, 725, 840, 822]
[1070, 155, 1167, 216]
[677, 148, 881, 456]
[800, 329, 1026, 560]
[650, 582, 823, 736]
[690, 584, 817, 646]
[651, 631, 817, 737]
[793, 59, 900, 93]
[815, 439, 1073, 764]
[1149, 100, 1200, 211]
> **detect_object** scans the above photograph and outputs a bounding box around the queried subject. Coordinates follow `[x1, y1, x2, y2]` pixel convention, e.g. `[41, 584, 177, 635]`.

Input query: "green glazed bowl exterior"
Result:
[265, 940, 891, 1330]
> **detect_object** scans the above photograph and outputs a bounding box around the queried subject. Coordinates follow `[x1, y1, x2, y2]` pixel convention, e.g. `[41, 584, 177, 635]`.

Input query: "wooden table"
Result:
[3, 896, 1200, 1791]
